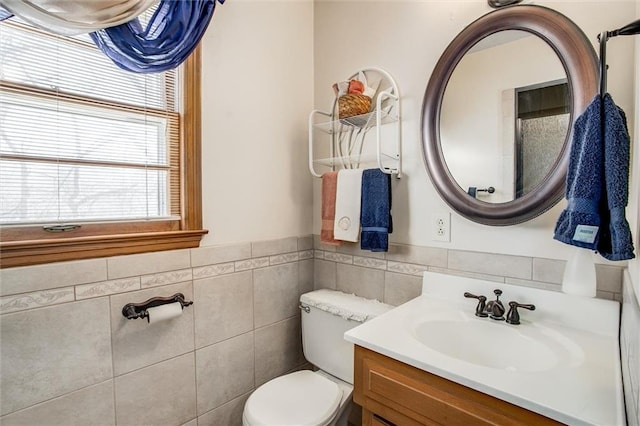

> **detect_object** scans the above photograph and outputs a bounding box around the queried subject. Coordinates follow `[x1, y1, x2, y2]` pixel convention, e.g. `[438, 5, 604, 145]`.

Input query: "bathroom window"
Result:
[0, 20, 205, 267]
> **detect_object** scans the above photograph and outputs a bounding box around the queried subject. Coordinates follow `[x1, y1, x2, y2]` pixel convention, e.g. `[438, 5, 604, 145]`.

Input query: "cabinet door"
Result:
[354, 346, 562, 426]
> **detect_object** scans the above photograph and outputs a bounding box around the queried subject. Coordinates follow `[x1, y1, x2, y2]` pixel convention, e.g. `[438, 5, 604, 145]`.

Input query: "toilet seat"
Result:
[243, 370, 342, 426]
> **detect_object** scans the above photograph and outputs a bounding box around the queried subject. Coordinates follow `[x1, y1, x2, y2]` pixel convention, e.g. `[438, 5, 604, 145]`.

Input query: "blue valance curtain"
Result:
[0, 0, 223, 73]
[91, 0, 221, 73]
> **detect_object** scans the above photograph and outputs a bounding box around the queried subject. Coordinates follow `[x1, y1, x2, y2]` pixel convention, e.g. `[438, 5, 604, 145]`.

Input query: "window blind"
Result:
[0, 20, 181, 226]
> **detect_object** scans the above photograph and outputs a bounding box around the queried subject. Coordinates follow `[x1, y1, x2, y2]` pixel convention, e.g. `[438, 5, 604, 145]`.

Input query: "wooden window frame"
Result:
[0, 47, 207, 268]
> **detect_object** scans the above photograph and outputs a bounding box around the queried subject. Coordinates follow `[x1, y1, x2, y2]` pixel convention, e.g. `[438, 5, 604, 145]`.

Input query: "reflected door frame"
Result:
[514, 79, 570, 198]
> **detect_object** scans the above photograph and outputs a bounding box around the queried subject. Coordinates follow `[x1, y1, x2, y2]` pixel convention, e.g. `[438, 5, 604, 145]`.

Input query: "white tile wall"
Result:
[194, 271, 254, 349]
[353, 255, 387, 270]
[110, 282, 195, 375]
[196, 392, 251, 426]
[0, 286, 75, 314]
[0, 298, 113, 415]
[114, 353, 197, 426]
[298, 249, 314, 260]
[336, 263, 385, 301]
[383, 272, 422, 306]
[76, 277, 140, 300]
[312, 235, 626, 304]
[324, 252, 354, 264]
[141, 269, 193, 288]
[196, 333, 255, 415]
[0, 235, 627, 425]
[251, 236, 297, 258]
[254, 263, 300, 328]
[107, 249, 192, 279]
[622, 270, 640, 426]
[387, 260, 429, 276]
[190, 242, 252, 268]
[385, 243, 447, 267]
[0, 258, 107, 296]
[0, 381, 116, 426]
[0, 236, 312, 426]
[234, 257, 269, 272]
[192, 262, 236, 279]
[254, 316, 304, 386]
[447, 250, 532, 280]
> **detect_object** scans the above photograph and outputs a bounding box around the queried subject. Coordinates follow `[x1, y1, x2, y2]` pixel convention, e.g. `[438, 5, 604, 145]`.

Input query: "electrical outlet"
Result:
[432, 213, 451, 242]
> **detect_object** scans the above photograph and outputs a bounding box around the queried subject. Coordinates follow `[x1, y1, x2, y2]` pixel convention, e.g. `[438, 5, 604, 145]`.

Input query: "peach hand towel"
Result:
[321, 171, 342, 246]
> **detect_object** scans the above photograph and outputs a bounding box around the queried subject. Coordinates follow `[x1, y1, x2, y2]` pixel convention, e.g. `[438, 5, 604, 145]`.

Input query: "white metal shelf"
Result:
[313, 152, 400, 168]
[308, 67, 402, 178]
[313, 109, 398, 134]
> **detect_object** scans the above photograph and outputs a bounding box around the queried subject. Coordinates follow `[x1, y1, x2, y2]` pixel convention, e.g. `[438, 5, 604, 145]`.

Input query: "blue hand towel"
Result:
[553, 95, 603, 249]
[360, 169, 392, 252]
[597, 94, 635, 261]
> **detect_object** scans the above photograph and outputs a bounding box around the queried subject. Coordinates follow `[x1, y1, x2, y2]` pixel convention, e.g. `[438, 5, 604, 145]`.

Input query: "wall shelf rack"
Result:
[308, 67, 402, 178]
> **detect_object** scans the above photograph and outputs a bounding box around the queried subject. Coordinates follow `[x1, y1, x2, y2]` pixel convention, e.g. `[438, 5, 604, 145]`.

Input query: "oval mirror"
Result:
[441, 30, 570, 203]
[421, 5, 598, 225]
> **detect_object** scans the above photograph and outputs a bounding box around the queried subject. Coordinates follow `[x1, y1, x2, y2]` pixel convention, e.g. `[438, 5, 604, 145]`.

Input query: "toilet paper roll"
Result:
[146, 302, 183, 324]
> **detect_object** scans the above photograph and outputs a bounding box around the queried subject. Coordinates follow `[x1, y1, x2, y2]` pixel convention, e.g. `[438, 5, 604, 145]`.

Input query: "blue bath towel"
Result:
[553, 95, 603, 249]
[360, 169, 392, 252]
[597, 94, 635, 261]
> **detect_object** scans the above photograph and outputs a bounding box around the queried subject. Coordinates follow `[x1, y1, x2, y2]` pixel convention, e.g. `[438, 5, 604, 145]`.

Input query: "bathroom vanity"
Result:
[354, 345, 559, 425]
[345, 272, 625, 426]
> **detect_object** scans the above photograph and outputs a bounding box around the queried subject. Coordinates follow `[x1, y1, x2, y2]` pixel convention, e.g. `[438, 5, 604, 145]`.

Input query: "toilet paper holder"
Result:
[122, 293, 193, 321]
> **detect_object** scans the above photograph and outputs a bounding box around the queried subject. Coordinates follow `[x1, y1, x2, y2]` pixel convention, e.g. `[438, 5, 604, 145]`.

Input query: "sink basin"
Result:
[412, 314, 583, 372]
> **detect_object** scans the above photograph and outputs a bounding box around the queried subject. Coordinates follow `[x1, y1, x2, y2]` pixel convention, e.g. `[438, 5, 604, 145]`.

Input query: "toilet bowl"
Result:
[242, 290, 392, 426]
[242, 370, 353, 426]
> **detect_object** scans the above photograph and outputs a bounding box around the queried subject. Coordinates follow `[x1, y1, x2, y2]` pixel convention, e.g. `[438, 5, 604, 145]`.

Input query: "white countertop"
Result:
[344, 272, 625, 426]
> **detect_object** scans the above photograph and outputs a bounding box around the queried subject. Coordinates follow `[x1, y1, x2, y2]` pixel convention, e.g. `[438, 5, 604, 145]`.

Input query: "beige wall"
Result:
[630, 0, 640, 291]
[200, 0, 314, 246]
[313, 0, 636, 263]
[624, 3, 639, 401]
[623, 2, 640, 421]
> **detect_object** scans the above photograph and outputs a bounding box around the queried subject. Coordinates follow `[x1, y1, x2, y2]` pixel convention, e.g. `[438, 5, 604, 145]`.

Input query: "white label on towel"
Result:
[338, 217, 351, 231]
[572, 225, 599, 244]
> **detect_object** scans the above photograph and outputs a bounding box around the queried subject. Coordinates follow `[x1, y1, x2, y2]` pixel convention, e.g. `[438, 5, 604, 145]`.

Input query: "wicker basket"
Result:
[338, 93, 371, 119]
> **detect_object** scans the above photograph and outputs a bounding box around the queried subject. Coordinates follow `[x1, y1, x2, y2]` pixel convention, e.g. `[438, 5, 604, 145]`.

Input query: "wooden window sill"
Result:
[0, 229, 208, 268]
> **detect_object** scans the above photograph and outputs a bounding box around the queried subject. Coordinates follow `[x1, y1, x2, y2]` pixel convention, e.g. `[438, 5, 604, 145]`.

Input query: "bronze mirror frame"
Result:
[421, 5, 599, 226]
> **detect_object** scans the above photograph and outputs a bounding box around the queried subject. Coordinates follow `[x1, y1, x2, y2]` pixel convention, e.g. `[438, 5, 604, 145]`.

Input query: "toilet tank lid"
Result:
[300, 289, 393, 323]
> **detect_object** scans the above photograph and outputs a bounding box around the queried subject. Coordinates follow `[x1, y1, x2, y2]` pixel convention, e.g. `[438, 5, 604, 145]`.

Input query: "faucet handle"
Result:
[492, 289, 504, 306]
[506, 301, 536, 325]
[463, 292, 488, 318]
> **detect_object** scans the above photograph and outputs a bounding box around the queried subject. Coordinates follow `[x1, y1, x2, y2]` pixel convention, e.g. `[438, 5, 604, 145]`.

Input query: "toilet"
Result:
[242, 289, 392, 426]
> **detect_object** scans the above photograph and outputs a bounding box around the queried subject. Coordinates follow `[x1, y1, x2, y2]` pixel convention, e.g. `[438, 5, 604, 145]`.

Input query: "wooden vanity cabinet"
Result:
[353, 345, 563, 426]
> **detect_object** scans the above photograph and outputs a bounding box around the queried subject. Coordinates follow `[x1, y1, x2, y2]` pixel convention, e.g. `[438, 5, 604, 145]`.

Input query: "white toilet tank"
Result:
[299, 290, 392, 384]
